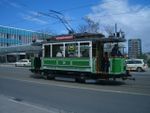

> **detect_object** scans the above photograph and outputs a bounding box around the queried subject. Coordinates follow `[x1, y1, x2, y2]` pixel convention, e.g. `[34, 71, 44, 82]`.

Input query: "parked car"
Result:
[126, 59, 148, 72]
[15, 59, 31, 67]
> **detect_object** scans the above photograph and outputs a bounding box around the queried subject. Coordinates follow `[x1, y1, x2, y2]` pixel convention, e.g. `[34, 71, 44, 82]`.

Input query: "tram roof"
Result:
[45, 37, 126, 43]
[32, 33, 126, 46]
[45, 33, 126, 43]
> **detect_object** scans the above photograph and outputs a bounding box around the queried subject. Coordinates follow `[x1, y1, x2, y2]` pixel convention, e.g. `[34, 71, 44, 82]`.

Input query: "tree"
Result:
[103, 25, 114, 35]
[137, 53, 150, 67]
[77, 17, 100, 33]
[137, 54, 148, 60]
[147, 59, 150, 67]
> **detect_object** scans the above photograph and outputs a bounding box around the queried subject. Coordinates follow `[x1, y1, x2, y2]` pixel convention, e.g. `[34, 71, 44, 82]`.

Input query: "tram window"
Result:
[52, 44, 64, 57]
[80, 43, 89, 57]
[65, 43, 78, 57]
[44, 45, 50, 57]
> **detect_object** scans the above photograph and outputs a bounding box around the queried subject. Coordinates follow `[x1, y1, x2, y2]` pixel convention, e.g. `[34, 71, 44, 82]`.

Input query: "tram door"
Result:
[95, 41, 104, 73]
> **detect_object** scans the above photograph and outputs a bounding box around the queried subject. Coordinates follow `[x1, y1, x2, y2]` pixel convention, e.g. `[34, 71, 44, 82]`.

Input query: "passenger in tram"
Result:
[56, 50, 63, 57]
[82, 49, 89, 57]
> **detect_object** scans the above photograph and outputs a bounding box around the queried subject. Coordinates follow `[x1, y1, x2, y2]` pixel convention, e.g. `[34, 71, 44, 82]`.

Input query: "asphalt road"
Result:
[0, 65, 150, 113]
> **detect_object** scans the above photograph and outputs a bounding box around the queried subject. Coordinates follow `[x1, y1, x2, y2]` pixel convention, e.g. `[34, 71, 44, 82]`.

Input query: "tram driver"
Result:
[111, 44, 122, 57]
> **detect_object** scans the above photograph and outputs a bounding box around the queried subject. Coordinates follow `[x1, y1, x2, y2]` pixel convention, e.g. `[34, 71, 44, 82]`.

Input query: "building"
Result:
[0, 25, 51, 62]
[128, 39, 142, 58]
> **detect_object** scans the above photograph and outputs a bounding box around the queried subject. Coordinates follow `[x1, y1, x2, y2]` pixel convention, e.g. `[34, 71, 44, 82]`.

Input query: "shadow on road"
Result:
[30, 74, 43, 79]
[96, 80, 125, 86]
[30, 74, 126, 86]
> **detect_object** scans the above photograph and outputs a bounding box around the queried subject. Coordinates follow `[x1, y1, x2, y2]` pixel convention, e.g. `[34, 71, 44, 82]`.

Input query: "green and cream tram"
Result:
[30, 33, 131, 82]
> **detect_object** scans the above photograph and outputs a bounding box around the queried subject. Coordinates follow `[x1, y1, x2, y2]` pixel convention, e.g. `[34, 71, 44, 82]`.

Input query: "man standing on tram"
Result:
[111, 44, 122, 57]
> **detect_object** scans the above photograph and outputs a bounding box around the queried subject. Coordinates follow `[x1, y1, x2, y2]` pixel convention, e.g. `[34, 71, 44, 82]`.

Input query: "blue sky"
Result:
[0, 0, 99, 32]
[0, 0, 150, 52]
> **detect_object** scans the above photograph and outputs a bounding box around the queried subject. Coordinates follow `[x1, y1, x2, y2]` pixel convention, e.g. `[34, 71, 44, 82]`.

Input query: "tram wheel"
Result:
[75, 77, 86, 83]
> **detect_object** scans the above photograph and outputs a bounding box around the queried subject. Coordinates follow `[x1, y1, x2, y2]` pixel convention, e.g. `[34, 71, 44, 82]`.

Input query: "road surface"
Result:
[0, 65, 150, 113]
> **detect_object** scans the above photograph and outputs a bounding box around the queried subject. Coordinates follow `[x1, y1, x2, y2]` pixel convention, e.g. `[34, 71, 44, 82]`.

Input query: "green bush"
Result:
[147, 59, 150, 67]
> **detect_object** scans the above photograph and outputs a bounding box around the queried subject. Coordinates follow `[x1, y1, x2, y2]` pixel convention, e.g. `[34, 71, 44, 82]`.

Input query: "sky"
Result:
[0, 0, 150, 52]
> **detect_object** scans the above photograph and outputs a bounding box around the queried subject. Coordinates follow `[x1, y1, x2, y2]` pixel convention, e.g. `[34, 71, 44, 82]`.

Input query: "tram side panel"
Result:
[31, 56, 128, 79]
[109, 57, 128, 78]
[41, 57, 93, 73]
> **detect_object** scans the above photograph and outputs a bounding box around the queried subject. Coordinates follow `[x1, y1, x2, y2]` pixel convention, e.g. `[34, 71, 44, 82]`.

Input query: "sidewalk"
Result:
[0, 95, 57, 113]
[0, 63, 15, 66]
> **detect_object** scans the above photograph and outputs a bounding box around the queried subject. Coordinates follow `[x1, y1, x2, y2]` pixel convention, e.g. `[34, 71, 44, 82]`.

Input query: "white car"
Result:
[15, 59, 31, 67]
[126, 59, 148, 72]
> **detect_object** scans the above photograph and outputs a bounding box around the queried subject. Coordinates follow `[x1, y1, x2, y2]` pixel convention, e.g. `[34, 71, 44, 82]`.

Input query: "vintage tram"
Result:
[30, 33, 132, 82]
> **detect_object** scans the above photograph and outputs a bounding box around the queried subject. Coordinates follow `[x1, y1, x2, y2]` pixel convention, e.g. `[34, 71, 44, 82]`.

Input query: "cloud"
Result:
[87, 0, 150, 52]
[9, 2, 22, 8]
[3, 0, 22, 8]
[21, 11, 48, 25]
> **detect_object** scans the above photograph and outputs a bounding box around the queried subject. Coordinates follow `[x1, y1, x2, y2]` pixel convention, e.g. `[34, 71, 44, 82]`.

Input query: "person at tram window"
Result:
[102, 52, 110, 73]
[111, 44, 122, 57]
[56, 50, 63, 57]
[82, 49, 89, 57]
